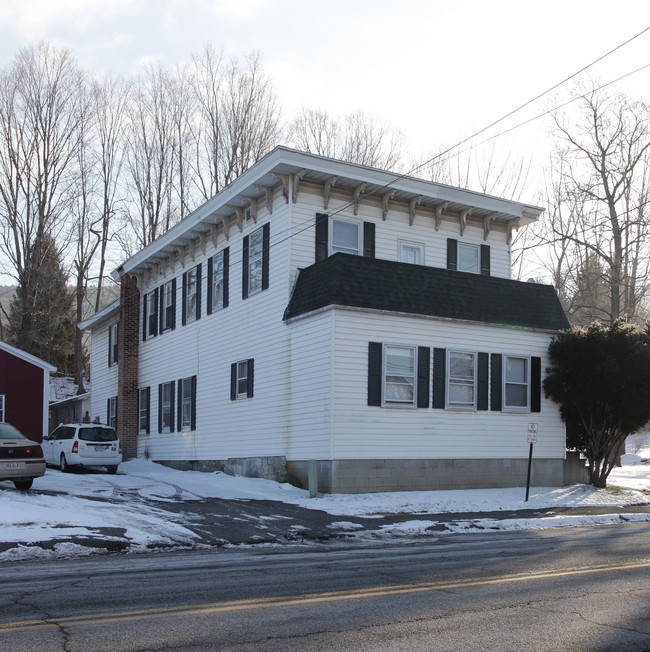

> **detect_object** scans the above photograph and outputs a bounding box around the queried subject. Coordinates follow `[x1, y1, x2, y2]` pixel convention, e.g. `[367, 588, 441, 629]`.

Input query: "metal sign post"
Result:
[525, 423, 538, 502]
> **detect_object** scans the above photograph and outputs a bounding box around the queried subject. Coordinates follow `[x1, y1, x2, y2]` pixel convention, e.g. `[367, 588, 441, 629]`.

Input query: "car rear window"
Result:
[0, 423, 24, 440]
[78, 427, 118, 442]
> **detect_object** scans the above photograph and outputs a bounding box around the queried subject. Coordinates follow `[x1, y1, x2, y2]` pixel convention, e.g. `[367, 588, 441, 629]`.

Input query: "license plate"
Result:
[94, 446, 107, 452]
[1, 462, 23, 471]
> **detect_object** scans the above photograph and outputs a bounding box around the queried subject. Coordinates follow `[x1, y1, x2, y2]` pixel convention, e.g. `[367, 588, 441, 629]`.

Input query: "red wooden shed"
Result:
[0, 341, 56, 443]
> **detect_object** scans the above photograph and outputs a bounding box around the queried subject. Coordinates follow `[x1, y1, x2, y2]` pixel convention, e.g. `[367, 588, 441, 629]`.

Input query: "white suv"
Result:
[43, 423, 122, 474]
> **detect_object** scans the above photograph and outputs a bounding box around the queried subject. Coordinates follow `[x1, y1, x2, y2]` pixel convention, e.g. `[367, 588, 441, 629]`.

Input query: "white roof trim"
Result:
[78, 298, 120, 331]
[111, 146, 544, 281]
[0, 341, 57, 372]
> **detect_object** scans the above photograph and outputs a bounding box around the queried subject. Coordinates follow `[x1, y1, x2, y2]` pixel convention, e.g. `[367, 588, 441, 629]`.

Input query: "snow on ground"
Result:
[0, 438, 648, 560]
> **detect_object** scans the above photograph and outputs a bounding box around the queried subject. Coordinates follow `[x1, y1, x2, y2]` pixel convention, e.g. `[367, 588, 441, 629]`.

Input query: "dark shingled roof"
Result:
[284, 253, 570, 331]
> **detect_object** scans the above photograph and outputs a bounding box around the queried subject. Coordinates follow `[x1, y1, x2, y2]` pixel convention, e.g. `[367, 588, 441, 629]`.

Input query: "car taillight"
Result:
[23, 446, 41, 457]
[119, 441, 122, 454]
[33, 445, 43, 457]
[72, 441, 78, 453]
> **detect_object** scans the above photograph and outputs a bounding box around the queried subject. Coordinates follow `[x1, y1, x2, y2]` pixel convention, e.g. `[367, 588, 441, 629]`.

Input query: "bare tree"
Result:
[124, 64, 181, 250]
[91, 75, 129, 312]
[289, 107, 408, 171]
[0, 43, 85, 365]
[546, 83, 650, 324]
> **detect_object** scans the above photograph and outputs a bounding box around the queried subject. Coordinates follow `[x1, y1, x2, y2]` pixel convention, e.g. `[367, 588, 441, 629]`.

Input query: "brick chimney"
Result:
[117, 274, 140, 459]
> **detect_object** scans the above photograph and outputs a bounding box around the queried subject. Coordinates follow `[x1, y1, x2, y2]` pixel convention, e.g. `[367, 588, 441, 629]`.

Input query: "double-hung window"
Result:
[0, 394, 5, 422]
[107, 397, 117, 429]
[138, 387, 150, 434]
[160, 280, 175, 331]
[208, 249, 229, 313]
[383, 345, 416, 406]
[457, 243, 479, 273]
[108, 322, 118, 366]
[331, 219, 361, 256]
[146, 291, 158, 338]
[504, 356, 529, 410]
[159, 381, 175, 433]
[231, 359, 254, 400]
[178, 376, 196, 431]
[447, 351, 476, 409]
[248, 229, 264, 296]
[181, 265, 202, 325]
[399, 241, 424, 265]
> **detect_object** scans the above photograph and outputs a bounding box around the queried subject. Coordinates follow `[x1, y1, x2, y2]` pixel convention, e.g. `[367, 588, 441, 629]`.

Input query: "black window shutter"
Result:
[108, 324, 113, 367]
[447, 239, 457, 270]
[242, 235, 250, 299]
[480, 245, 491, 276]
[433, 348, 446, 408]
[247, 358, 255, 398]
[207, 257, 213, 315]
[531, 357, 541, 413]
[114, 324, 118, 364]
[477, 352, 489, 410]
[230, 363, 237, 401]
[171, 279, 176, 330]
[106, 398, 110, 425]
[491, 353, 502, 411]
[417, 346, 430, 408]
[158, 384, 163, 432]
[363, 222, 375, 258]
[170, 381, 175, 433]
[223, 247, 229, 308]
[145, 387, 150, 434]
[191, 376, 197, 431]
[177, 379, 183, 430]
[196, 263, 202, 321]
[367, 342, 382, 406]
[142, 295, 148, 341]
[262, 223, 270, 291]
[158, 286, 164, 333]
[315, 213, 329, 263]
[181, 272, 187, 326]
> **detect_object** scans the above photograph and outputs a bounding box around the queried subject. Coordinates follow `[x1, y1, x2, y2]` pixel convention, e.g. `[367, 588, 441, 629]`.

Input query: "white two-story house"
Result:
[79, 146, 569, 493]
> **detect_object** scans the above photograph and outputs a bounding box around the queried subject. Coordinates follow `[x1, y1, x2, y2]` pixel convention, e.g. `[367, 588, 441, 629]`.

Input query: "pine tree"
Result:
[6, 232, 76, 373]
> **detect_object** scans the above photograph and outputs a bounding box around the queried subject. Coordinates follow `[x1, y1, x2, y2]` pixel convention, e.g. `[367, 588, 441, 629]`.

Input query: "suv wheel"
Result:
[60, 454, 70, 473]
[106, 465, 118, 474]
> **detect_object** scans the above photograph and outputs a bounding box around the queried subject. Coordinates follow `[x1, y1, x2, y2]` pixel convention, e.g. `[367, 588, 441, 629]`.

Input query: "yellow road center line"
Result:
[2, 559, 648, 633]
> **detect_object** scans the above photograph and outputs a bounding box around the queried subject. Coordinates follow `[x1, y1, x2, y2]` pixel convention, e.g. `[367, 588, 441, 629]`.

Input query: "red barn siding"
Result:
[0, 349, 45, 441]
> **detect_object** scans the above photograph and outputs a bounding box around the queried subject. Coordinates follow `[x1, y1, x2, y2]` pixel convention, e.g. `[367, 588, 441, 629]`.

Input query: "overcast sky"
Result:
[1, 0, 648, 163]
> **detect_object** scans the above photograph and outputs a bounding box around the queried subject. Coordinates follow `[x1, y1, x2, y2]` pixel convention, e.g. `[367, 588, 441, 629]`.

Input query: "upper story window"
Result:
[332, 219, 360, 256]
[143, 290, 158, 340]
[108, 322, 118, 367]
[315, 213, 375, 263]
[504, 356, 530, 411]
[447, 350, 476, 409]
[182, 264, 202, 325]
[161, 280, 176, 332]
[399, 241, 424, 265]
[447, 238, 490, 276]
[242, 224, 269, 300]
[208, 248, 229, 314]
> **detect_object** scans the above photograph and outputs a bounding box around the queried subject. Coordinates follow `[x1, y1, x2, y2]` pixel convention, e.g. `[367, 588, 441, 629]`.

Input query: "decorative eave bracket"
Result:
[324, 176, 337, 210]
[409, 196, 423, 226]
[292, 169, 307, 203]
[459, 208, 472, 236]
[271, 173, 290, 203]
[227, 204, 245, 232]
[254, 185, 273, 214]
[434, 202, 448, 231]
[353, 183, 367, 216]
[382, 190, 395, 221]
[483, 215, 495, 241]
[506, 217, 520, 245]
[241, 196, 258, 223]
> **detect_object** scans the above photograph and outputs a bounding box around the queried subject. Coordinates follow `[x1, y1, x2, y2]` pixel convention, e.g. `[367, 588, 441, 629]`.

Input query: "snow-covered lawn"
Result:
[1, 438, 648, 561]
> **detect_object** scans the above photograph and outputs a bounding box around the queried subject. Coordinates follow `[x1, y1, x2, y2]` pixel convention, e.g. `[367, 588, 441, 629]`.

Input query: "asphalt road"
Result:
[1, 523, 649, 651]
